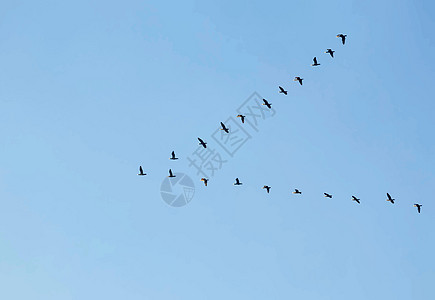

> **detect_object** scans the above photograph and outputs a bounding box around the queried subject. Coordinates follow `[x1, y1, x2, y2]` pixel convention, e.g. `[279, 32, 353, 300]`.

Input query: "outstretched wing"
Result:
[387, 193, 392, 200]
[313, 57, 318, 64]
[169, 169, 173, 176]
[139, 166, 143, 174]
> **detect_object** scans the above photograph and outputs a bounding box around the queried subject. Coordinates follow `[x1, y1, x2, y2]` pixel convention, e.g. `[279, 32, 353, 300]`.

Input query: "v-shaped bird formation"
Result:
[138, 33, 424, 214]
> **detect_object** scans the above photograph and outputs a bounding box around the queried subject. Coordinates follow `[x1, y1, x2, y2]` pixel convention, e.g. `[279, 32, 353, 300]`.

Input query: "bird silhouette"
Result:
[262, 98, 272, 109]
[325, 49, 335, 57]
[237, 115, 246, 123]
[279, 86, 288, 95]
[293, 189, 302, 194]
[324, 193, 333, 198]
[337, 34, 347, 45]
[386, 193, 395, 204]
[137, 166, 146, 176]
[294, 77, 303, 85]
[414, 203, 422, 213]
[263, 185, 271, 193]
[198, 137, 207, 148]
[170, 151, 178, 160]
[201, 178, 208, 187]
[234, 178, 242, 185]
[168, 169, 176, 178]
[220, 122, 229, 133]
[352, 196, 360, 204]
[311, 57, 320, 66]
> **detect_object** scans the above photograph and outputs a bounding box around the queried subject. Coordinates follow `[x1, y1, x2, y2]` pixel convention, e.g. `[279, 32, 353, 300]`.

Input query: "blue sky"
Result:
[1, 0, 434, 299]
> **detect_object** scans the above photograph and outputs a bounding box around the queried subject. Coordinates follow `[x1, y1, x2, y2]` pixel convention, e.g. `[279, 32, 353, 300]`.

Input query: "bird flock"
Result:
[139, 33, 423, 214]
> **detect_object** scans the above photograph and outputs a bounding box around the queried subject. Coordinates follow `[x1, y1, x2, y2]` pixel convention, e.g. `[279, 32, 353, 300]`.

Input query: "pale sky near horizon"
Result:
[1, 1, 434, 299]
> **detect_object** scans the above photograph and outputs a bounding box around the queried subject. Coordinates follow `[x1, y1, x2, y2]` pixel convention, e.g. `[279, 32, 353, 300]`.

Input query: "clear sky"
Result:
[1, 0, 434, 299]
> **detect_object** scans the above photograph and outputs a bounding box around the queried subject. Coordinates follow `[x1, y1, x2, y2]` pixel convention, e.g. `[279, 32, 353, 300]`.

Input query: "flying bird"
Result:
[414, 203, 422, 213]
[234, 178, 242, 185]
[325, 49, 335, 57]
[263, 185, 271, 193]
[237, 114, 246, 123]
[386, 193, 395, 204]
[337, 34, 347, 45]
[311, 57, 320, 66]
[294, 77, 303, 85]
[170, 151, 178, 160]
[279, 86, 288, 95]
[262, 98, 272, 109]
[324, 193, 333, 198]
[293, 189, 302, 194]
[137, 166, 146, 176]
[201, 178, 208, 187]
[168, 169, 176, 178]
[220, 122, 229, 133]
[352, 196, 361, 204]
[198, 137, 207, 148]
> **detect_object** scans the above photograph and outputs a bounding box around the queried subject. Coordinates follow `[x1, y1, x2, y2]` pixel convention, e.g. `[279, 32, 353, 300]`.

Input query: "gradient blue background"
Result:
[1, 0, 434, 299]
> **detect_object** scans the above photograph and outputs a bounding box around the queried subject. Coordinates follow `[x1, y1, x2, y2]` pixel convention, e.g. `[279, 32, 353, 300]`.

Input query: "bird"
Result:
[414, 204, 422, 213]
[237, 114, 246, 123]
[137, 166, 146, 176]
[198, 137, 207, 148]
[352, 196, 361, 204]
[337, 34, 347, 45]
[201, 178, 208, 186]
[294, 77, 303, 85]
[170, 151, 178, 160]
[279, 86, 288, 95]
[324, 193, 333, 198]
[325, 49, 335, 57]
[386, 193, 395, 204]
[220, 122, 229, 133]
[234, 178, 242, 185]
[262, 98, 272, 109]
[311, 57, 320, 66]
[263, 185, 271, 193]
[293, 189, 302, 194]
[168, 169, 176, 178]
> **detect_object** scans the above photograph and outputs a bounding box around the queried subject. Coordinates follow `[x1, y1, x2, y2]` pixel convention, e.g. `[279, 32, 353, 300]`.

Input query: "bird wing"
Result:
[236, 178, 240, 184]
[313, 57, 318, 64]
[220, 122, 225, 128]
[279, 86, 284, 92]
[198, 137, 203, 143]
[139, 166, 143, 173]
[387, 193, 392, 200]
[171, 151, 175, 158]
[169, 169, 173, 176]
